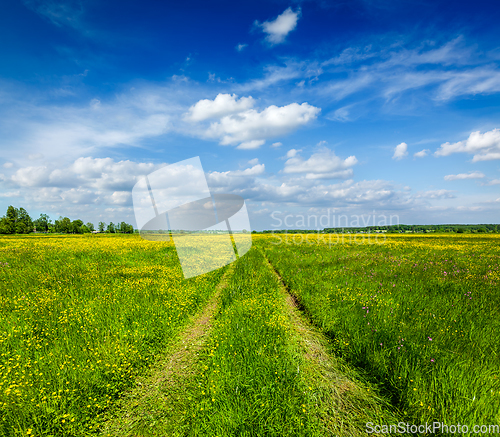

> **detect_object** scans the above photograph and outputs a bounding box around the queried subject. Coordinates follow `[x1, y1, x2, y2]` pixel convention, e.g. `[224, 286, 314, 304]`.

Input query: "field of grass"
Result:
[260, 233, 500, 426]
[0, 233, 499, 436]
[0, 235, 224, 436]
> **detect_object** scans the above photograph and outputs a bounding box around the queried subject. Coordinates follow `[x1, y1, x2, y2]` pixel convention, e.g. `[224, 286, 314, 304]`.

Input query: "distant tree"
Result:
[0, 206, 16, 234]
[81, 225, 90, 233]
[17, 208, 33, 233]
[117, 221, 134, 233]
[15, 222, 27, 234]
[86, 222, 95, 232]
[106, 222, 115, 233]
[0, 206, 33, 234]
[71, 219, 84, 234]
[98, 222, 106, 232]
[33, 213, 50, 232]
[55, 217, 71, 233]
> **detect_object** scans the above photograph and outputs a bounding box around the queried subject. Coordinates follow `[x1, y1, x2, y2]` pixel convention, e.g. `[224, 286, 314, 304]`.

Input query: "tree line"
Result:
[261, 223, 499, 234]
[0, 206, 135, 235]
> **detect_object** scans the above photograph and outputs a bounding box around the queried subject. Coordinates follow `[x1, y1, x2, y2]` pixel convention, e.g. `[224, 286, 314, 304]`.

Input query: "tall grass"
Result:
[0, 234, 224, 436]
[157, 246, 397, 436]
[260, 233, 500, 427]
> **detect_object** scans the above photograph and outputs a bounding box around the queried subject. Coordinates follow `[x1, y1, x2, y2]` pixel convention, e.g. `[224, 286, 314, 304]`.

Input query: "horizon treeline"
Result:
[0, 205, 135, 235]
[260, 223, 499, 234]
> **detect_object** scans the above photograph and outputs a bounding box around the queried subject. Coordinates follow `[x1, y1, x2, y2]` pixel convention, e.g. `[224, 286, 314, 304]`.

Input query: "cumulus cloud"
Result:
[414, 149, 429, 158]
[236, 44, 248, 52]
[435, 129, 500, 161]
[185, 94, 255, 122]
[444, 171, 485, 181]
[283, 148, 358, 179]
[271, 142, 282, 148]
[206, 102, 320, 149]
[392, 142, 408, 160]
[3, 163, 13, 168]
[10, 157, 161, 190]
[256, 7, 301, 45]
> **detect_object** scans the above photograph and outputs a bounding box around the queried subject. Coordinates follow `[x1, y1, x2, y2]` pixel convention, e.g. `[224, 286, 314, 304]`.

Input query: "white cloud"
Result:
[0, 190, 20, 198]
[392, 142, 408, 160]
[283, 148, 358, 179]
[416, 189, 456, 199]
[414, 149, 429, 158]
[271, 142, 282, 148]
[236, 44, 248, 52]
[28, 153, 44, 160]
[185, 94, 255, 122]
[257, 7, 301, 45]
[315, 39, 500, 105]
[248, 158, 259, 166]
[206, 102, 320, 148]
[485, 179, 500, 186]
[237, 140, 266, 150]
[3, 162, 13, 168]
[435, 129, 500, 161]
[10, 157, 161, 190]
[444, 171, 485, 181]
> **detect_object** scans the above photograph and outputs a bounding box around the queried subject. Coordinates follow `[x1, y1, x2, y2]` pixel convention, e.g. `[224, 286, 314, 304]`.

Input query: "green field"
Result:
[0, 233, 499, 436]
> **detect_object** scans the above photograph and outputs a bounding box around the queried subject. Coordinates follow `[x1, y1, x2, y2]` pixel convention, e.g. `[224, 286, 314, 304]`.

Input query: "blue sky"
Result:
[1, 0, 500, 230]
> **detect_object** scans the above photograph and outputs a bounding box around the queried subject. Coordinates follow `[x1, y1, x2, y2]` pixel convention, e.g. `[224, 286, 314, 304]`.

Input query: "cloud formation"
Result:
[444, 171, 485, 181]
[435, 129, 500, 161]
[185, 94, 255, 122]
[256, 7, 301, 45]
[205, 102, 320, 149]
[414, 149, 429, 158]
[393, 142, 408, 160]
[283, 148, 358, 179]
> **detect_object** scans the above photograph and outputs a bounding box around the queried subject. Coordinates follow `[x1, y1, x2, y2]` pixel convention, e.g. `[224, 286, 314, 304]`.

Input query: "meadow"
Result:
[0, 233, 499, 435]
[260, 233, 500, 426]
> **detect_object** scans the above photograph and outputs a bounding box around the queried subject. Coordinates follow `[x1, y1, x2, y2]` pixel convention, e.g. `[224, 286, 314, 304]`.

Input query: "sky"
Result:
[1, 0, 500, 230]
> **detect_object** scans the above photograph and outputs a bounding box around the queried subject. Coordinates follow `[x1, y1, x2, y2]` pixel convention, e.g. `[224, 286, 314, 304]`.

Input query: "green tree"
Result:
[106, 222, 115, 233]
[71, 219, 84, 234]
[15, 222, 27, 234]
[55, 217, 71, 233]
[98, 222, 106, 232]
[17, 208, 33, 233]
[33, 213, 50, 232]
[0, 206, 15, 234]
[86, 222, 95, 232]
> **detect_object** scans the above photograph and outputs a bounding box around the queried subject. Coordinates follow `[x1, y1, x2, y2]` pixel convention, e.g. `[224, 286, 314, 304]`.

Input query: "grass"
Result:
[0, 234, 224, 436]
[113, 245, 396, 436]
[1, 233, 499, 435]
[259, 233, 500, 427]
